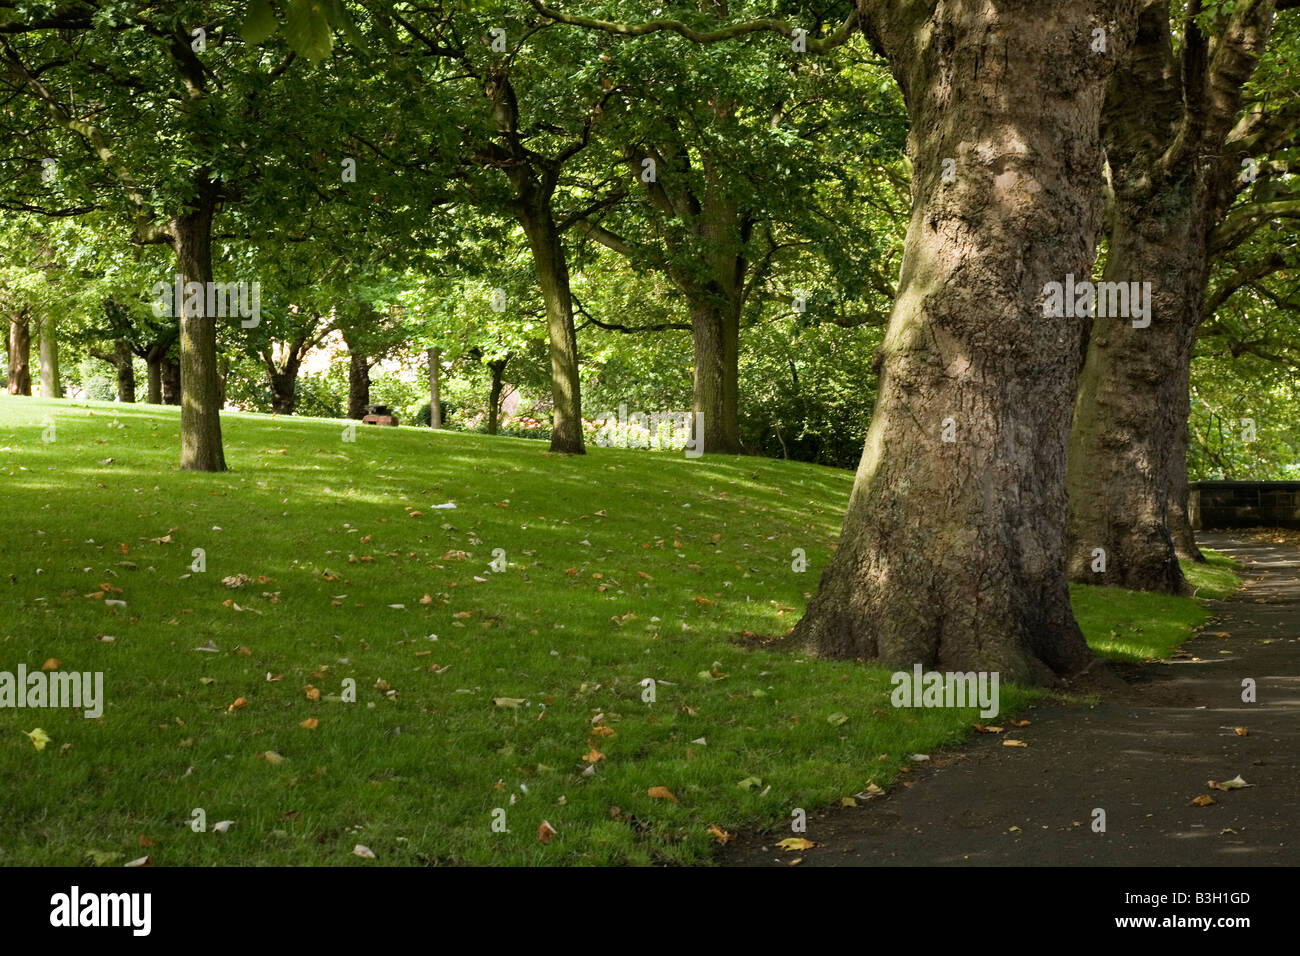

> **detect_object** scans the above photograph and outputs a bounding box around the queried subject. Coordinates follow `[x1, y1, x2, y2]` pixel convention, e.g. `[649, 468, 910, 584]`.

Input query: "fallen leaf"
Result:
[227, 697, 248, 712]
[583, 749, 606, 764]
[24, 728, 51, 751]
[352, 844, 376, 859]
[41, 658, 61, 671]
[647, 785, 678, 803]
[538, 820, 557, 844]
[299, 718, 319, 730]
[707, 824, 734, 845]
[1192, 794, 1215, 806]
[1003, 739, 1028, 747]
[493, 697, 526, 709]
[776, 837, 819, 851]
[1234, 727, 1248, 737]
[1208, 775, 1252, 791]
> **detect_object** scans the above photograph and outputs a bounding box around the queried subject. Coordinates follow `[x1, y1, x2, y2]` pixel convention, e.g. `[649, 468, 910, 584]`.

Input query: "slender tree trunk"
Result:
[38, 314, 59, 398]
[173, 192, 226, 471]
[114, 338, 136, 404]
[161, 358, 181, 406]
[7, 311, 31, 396]
[518, 199, 584, 454]
[789, 0, 1133, 684]
[689, 298, 742, 454]
[428, 347, 442, 429]
[487, 357, 508, 436]
[347, 351, 370, 420]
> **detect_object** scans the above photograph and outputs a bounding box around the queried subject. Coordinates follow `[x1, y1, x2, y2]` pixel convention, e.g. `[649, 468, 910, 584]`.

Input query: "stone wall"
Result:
[1189, 481, 1300, 530]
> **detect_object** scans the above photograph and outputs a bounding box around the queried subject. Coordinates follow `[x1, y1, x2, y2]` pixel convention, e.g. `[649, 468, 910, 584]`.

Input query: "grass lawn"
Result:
[1070, 553, 1241, 663]
[0, 396, 1239, 865]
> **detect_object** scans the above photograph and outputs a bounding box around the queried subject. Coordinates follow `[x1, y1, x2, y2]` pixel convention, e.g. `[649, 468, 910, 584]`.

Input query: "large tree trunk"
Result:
[518, 199, 584, 455]
[161, 357, 181, 406]
[689, 299, 743, 454]
[173, 193, 226, 471]
[114, 338, 136, 404]
[486, 357, 507, 436]
[428, 347, 442, 429]
[1065, 210, 1203, 593]
[347, 351, 370, 420]
[7, 311, 31, 396]
[789, 0, 1132, 684]
[38, 315, 60, 398]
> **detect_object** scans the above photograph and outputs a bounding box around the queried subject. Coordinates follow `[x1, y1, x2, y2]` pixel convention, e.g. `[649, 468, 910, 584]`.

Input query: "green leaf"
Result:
[284, 0, 334, 62]
[327, 0, 366, 49]
[241, 0, 280, 46]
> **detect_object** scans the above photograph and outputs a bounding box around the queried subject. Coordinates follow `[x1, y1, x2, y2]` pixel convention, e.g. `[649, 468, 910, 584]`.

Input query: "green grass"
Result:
[0, 396, 1237, 865]
[1070, 552, 1241, 663]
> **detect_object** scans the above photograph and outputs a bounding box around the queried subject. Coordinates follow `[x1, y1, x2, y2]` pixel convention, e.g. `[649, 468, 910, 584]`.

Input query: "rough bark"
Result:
[347, 351, 370, 420]
[173, 191, 226, 471]
[114, 338, 136, 404]
[789, 0, 1135, 684]
[428, 347, 442, 429]
[38, 315, 60, 398]
[7, 311, 31, 395]
[518, 198, 584, 454]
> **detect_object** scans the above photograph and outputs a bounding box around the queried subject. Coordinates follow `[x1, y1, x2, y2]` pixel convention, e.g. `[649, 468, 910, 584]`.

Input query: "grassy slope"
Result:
[0, 396, 1235, 865]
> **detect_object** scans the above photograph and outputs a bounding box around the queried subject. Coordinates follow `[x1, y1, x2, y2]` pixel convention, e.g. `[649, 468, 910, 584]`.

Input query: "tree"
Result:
[0, 1, 349, 469]
[532, 0, 1141, 682]
[1066, 0, 1299, 591]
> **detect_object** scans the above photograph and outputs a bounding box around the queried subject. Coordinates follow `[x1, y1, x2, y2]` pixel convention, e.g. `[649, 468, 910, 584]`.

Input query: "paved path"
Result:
[721, 534, 1300, 866]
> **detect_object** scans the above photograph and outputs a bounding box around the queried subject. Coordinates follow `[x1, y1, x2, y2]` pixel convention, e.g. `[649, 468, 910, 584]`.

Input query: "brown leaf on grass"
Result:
[693, 596, 715, 606]
[299, 718, 319, 730]
[419, 593, 433, 605]
[582, 749, 606, 764]
[647, 786, 678, 803]
[707, 824, 734, 845]
[227, 697, 248, 712]
[138, 835, 154, 847]
[1003, 739, 1028, 747]
[972, 723, 1003, 733]
[41, 658, 60, 671]
[538, 820, 557, 844]
[590, 725, 615, 738]
[304, 685, 320, 702]
[1235, 727, 1248, 736]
